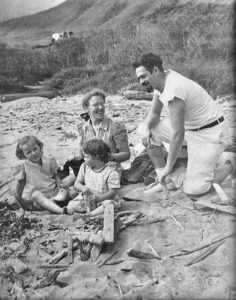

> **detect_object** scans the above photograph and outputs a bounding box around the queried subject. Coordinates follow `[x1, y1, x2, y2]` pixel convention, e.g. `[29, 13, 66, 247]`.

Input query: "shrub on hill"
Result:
[0, 11, 234, 97]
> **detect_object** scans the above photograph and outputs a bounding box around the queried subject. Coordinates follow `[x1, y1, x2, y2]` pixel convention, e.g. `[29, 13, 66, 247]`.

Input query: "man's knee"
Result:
[183, 180, 211, 196]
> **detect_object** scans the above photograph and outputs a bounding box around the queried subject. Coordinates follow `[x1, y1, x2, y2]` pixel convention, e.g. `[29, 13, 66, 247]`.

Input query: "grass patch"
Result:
[0, 7, 234, 97]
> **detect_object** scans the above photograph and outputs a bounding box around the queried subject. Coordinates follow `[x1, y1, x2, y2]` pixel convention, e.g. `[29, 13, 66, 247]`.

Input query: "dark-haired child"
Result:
[66, 138, 121, 216]
[12, 135, 68, 214]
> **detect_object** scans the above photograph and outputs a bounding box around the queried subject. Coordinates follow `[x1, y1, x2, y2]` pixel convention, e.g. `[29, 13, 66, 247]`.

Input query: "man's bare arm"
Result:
[166, 97, 185, 170]
[142, 93, 163, 146]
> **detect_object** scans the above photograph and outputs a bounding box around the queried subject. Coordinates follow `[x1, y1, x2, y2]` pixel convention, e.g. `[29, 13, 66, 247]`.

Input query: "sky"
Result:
[0, 0, 66, 22]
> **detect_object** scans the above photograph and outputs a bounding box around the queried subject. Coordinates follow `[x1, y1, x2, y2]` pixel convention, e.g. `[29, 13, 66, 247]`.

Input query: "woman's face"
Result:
[88, 95, 105, 121]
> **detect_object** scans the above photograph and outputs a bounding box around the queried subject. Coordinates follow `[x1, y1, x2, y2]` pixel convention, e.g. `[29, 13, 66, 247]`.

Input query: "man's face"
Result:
[136, 66, 156, 93]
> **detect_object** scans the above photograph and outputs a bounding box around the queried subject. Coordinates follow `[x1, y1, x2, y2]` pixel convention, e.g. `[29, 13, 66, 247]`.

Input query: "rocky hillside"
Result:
[0, 0, 234, 45]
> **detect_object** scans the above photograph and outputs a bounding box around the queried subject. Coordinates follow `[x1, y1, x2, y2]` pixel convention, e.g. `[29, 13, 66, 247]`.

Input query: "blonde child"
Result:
[12, 135, 68, 214]
[65, 139, 121, 216]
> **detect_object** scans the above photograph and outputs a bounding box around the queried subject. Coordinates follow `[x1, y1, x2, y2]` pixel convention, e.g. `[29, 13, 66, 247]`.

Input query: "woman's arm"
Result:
[111, 122, 130, 162]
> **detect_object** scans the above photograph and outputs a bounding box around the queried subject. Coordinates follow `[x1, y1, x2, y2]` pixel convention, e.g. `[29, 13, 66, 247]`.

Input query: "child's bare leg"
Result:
[90, 200, 117, 217]
[89, 205, 104, 216]
[32, 191, 63, 214]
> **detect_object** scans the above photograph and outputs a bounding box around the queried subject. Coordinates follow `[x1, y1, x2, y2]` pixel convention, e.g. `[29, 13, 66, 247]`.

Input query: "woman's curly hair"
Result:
[82, 89, 106, 110]
[16, 135, 43, 160]
[82, 138, 111, 163]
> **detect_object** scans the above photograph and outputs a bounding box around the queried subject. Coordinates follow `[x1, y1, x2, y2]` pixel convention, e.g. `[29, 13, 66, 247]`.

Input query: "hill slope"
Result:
[0, 0, 234, 45]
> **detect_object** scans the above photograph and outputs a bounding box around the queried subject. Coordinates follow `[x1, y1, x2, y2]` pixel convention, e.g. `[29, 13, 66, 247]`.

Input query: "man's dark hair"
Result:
[132, 53, 164, 73]
[82, 139, 111, 163]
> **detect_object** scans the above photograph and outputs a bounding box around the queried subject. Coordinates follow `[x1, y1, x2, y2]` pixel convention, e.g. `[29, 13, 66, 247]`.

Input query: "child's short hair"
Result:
[16, 135, 43, 160]
[82, 139, 111, 163]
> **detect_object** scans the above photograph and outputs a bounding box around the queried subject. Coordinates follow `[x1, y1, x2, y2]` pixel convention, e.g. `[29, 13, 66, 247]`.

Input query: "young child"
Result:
[12, 135, 68, 214]
[66, 138, 121, 216]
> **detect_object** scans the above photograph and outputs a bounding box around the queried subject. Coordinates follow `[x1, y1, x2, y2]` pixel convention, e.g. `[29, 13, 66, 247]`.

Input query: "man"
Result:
[133, 53, 234, 195]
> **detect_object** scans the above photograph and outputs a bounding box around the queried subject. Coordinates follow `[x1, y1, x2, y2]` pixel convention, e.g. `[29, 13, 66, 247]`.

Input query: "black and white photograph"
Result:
[0, 0, 235, 299]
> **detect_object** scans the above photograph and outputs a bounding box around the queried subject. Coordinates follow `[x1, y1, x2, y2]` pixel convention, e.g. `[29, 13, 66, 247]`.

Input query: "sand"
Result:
[0, 94, 235, 299]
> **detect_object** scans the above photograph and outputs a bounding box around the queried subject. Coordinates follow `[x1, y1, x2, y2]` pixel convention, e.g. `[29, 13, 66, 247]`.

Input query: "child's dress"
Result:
[12, 156, 58, 209]
[68, 162, 121, 213]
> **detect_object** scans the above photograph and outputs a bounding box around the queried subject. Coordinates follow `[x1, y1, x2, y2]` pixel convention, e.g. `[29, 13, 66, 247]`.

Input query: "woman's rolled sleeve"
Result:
[112, 122, 129, 153]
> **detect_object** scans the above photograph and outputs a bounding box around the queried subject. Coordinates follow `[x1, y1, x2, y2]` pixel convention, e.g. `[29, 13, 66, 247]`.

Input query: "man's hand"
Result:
[141, 126, 151, 147]
[158, 166, 172, 184]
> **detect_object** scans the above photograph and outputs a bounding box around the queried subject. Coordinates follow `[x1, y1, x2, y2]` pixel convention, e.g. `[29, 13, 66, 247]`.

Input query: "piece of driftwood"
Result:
[105, 259, 124, 265]
[71, 230, 104, 247]
[122, 196, 143, 202]
[0, 178, 14, 189]
[90, 230, 104, 261]
[103, 201, 115, 243]
[24, 85, 51, 92]
[123, 90, 153, 100]
[192, 198, 236, 216]
[170, 231, 235, 258]
[34, 270, 60, 289]
[171, 214, 184, 230]
[0, 91, 55, 102]
[98, 249, 118, 268]
[38, 264, 69, 269]
[132, 216, 170, 226]
[145, 240, 162, 260]
[127, 248, 161, 260]
[132, 277, 159, 287]
[12, 280, 26, 300]
[185, 240, 225, 266]
[67, 234, 73, 264]
[49, 241, 79, 264]
[213, 183, 231, 203]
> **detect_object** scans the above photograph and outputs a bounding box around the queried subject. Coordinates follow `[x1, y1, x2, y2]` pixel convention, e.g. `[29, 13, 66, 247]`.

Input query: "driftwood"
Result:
[127, 248, 161, 260]
[49, 241, 79, 264]
[34, 270, 60, 289]
[185, 240, 225, 266]
[90, 230, 104, 261]
[145, 240, 162, 260]
[170, 231, 235, 258]
[67, 234, 73, 264]
[24, 85, 51, 92]
[0, 91, 55, 102]
[98, 249, 118, 268]
[103, 201, 115, 243]
[191, 198, 236, 216]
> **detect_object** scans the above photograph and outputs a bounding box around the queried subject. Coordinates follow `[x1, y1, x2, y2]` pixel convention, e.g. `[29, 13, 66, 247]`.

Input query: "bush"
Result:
[0, 9, 234, 96]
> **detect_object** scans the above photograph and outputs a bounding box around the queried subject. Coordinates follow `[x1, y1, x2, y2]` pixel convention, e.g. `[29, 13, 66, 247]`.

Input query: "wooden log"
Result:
[170, 231, 235, 258]
[90, 230, 104, 261]
[71, 231, 104, 247]
[103, 200, 114, 244]
[194, 199, 236, 216]
[67, 234, 73, 264]
[127, 248, 161, 260]
[97, 249, 118, 268]
[0, 91, 55, 102]
[213, 183, 231, 203]
[49, 241, 79, 264]
[185, 240, 225, 266]
[24, 85, 51, 92]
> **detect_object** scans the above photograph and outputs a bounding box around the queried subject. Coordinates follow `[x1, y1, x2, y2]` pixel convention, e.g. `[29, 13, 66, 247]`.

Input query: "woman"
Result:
[55, 89, 130, 201]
